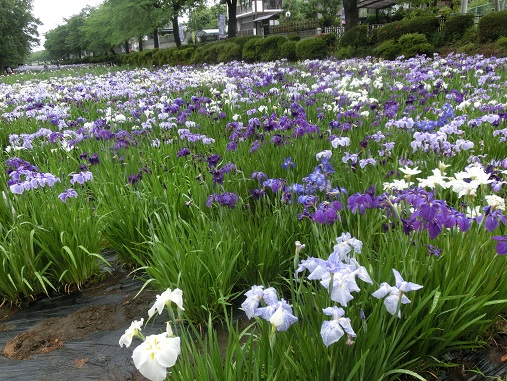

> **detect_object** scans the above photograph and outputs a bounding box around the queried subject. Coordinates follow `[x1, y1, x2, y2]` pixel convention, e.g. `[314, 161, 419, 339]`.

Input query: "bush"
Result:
[170, 47, 195, 66]
[280, 41, 297, 61]
[139, 49, 157, 66]
[153, 48, 175, 66]
[295, 37, 329, 60]
[336, 45, 356, 59]
[191, 41, 242, 64]
[478, 10, 507, 42]
[376, 21, 407, 43]
[242, 38, 262, 62]
[405, 16, 440, 40]
[288, 33, 301, 41]
[227, 35, 261, 50]
[340, 25, 369, 48]
[497, 36, 507, 51]
[216, 42, 242, 63]
[442, 14, 475, 43]
[457, 42, 478, 55]
[399, 33, 434, 58]
[316, 33, 339, 50]
[258, 35, 289, 61]
[122, 51, 142, 66]
[373, 39, 401, 60]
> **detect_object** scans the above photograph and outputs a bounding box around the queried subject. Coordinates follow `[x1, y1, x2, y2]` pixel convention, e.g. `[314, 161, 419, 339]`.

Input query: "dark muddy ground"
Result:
[0, 263, 161, 381]
[1, 262, 507, 381]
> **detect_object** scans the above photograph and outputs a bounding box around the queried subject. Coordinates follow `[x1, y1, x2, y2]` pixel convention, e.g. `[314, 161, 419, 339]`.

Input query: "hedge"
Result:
[442, 14, 475, 43]
[405, 16, 440, 40]
[295, 37, 329, 60]
[478, 10, 507, 42]
[376, 21, 407, 43]
[340, 26, 369, 48]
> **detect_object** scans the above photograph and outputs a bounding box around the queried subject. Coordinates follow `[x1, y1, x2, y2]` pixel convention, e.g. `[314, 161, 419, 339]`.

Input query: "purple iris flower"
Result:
[177, 147, 191, 157]
[492, 236, 507, 255]
[477, 208, 507, 232]
[70, 171, 93, 185]
[282, 157, 296, 170]
[206, 192, 239, 208]
[58, 188, 78, 203]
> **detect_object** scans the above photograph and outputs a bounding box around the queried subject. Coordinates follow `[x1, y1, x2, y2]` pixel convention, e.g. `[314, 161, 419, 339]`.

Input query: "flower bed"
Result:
[1, 54, 507, 380]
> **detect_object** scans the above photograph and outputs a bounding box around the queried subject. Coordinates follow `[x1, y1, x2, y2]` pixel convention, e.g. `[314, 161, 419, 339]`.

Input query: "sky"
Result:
[32, 0, 104, 51]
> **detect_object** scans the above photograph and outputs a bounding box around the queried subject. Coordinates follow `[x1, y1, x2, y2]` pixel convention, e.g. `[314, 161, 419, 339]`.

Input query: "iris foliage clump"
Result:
[1, 54, 507, 379]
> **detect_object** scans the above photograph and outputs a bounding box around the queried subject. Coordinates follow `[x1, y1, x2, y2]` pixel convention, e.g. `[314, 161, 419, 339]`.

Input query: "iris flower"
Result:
[320, 307, 356, 347]
[119, 318, 144, 348]
[132, 332, 181, 381]
[148, 288, 184, 318]
[372, 269, 423, 318]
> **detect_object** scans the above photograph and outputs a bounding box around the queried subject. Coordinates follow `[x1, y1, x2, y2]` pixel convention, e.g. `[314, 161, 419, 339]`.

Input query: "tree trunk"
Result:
[172, 15, 181, 47]
[153, 29, 159, 49]
[460, 0, 468, 13]
[124, 40, 130, 53]
[138, 37, 144, 52]
[227, 0, 238, 37]
[343, 0, 359, 31]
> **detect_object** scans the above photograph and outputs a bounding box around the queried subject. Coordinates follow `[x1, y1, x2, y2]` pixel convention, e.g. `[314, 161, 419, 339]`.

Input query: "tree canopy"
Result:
[0, 0, 40, 71]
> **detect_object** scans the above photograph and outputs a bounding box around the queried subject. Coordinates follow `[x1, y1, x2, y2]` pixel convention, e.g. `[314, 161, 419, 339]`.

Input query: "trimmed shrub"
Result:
[336, 45, 356, 59]
[376, 21, 407, 43]
[373, 39, 401, 60]
[295, 37, 329, 60]
[191, 41, 242, 64]
[280, 41, 297, 61]
[478, 10, 507, 42]
[458, 42, 478, 55]
[460, 25, 478, 44]
[242, 38, 262, 62]
[216, 42, 242, 63]
[288, 33, 301, 41]
[405, 16, 440, 40]
[258, 35, 289, 61]
[497, 36, 507, 51]
[316, 32, 339, 50]
[227, 35, 261, 50]
[442, 14, 475, 43]
[153, 48, 175, 66]
[170, 47, 195, 65]
[139, 49, 157, 66]
[122, 51, 142, 66]
[399, 33, 434, 58]
[340, 25, 369, 48]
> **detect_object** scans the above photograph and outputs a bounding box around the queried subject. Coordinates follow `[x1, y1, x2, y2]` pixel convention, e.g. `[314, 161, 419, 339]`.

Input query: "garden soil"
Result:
[1, 261, 506, 381]
[0, 262, 162, 381]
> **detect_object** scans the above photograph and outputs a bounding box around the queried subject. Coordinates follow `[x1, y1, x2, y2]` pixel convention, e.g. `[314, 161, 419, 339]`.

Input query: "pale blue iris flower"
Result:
[320, 306, 356, 347]
[372, 269, 423, 318]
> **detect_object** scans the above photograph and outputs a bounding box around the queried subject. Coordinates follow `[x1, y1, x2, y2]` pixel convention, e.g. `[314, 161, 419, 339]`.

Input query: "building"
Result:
[236, 0, 283, 36]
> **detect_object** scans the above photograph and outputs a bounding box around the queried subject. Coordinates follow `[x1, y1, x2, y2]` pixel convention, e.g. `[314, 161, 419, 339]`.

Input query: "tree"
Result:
[64, 10, 91, 59]
[81, 5, 118, 55]
[0, 0, 40, 72]
[44, 25, 71, 60]
[225, 0, 238, 37]
[188, 2, 227, 31]
[104, 0, 168, 49]
[318, 0, 343, 27]
[343, 0, 359, 30]
[281, 0, 319, 22]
